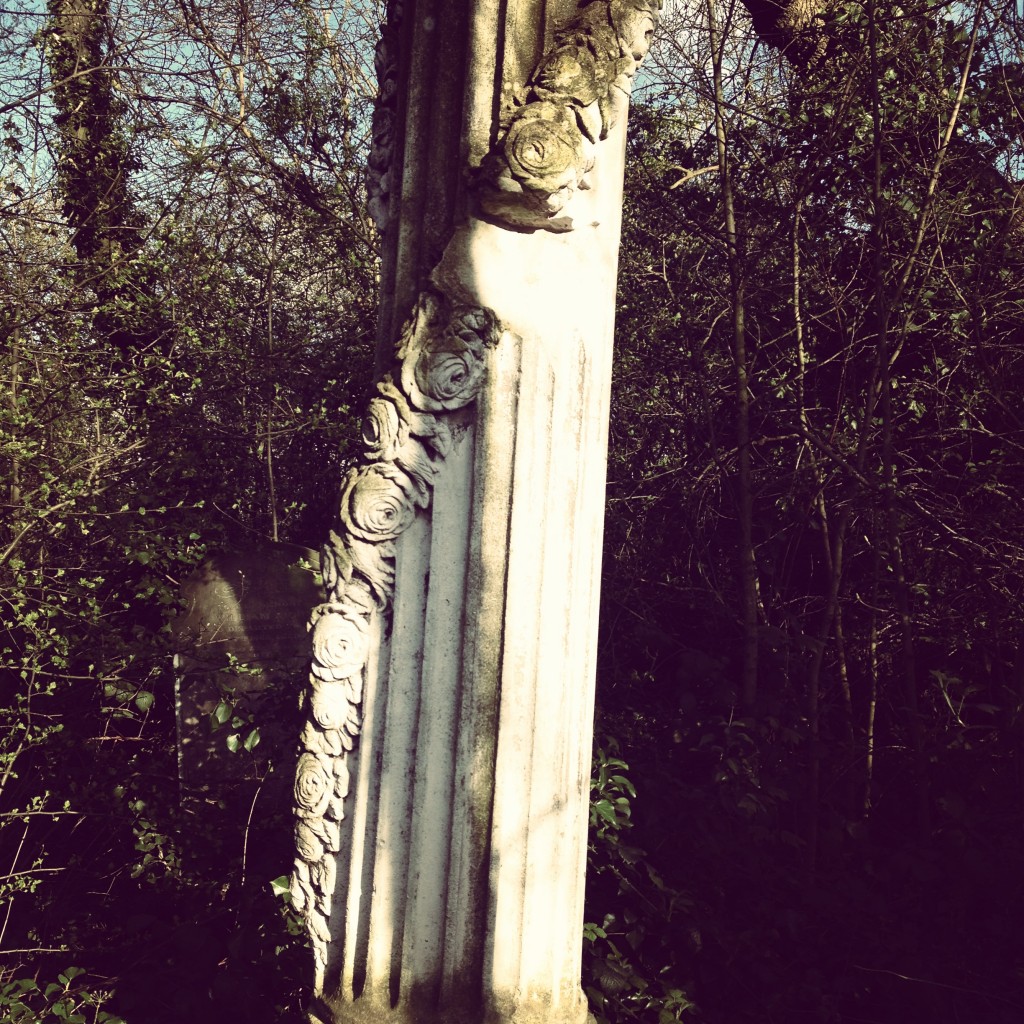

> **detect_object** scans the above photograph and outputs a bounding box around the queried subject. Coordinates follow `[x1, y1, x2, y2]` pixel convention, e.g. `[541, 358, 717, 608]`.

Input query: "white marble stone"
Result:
[296, 4, 661, 1022]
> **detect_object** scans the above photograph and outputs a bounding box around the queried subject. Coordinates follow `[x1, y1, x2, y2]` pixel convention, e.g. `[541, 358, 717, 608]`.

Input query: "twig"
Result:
[853, 965, 1024, 1010]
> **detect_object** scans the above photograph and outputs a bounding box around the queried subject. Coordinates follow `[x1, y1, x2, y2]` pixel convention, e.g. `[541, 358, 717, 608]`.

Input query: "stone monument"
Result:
[290, 3, 660, 1022]
[174, 543, 320, 810]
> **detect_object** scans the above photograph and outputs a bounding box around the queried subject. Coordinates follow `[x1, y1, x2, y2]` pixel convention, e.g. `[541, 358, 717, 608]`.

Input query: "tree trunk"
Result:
[708, 0, 758, 711]
[46, 0, 158, 353]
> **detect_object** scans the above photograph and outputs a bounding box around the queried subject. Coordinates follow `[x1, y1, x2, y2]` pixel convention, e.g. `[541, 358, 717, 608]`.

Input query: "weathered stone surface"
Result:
[476, 0, 659, 232]
[294, 3, 660, 1022]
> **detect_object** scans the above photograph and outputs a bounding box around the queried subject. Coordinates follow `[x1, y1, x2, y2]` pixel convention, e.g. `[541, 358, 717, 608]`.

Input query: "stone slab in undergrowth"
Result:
[173, 542, 321, 811]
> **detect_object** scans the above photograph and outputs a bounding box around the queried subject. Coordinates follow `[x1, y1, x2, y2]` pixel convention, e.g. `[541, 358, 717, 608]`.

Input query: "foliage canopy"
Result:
[1, 1, 1023, 1022]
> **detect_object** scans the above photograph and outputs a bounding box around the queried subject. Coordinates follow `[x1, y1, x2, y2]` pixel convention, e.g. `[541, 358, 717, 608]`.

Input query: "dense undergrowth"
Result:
[4, 1, 1024, 1022]
[583, 704, 1024, 1024]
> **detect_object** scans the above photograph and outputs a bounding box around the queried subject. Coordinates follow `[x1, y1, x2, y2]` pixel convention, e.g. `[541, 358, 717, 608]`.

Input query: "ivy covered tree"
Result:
[1, 2, 379, 1019]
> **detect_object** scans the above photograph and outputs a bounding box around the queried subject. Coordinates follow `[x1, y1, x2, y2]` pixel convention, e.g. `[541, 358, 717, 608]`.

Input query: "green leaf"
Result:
[243, 727, 260, 751]
[134, 690, 154, 712]
[226, 733, 240, 753]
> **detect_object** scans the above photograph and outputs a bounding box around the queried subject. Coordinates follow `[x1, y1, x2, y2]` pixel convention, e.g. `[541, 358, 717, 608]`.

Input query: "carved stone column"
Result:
[292, 4, 660, 1024]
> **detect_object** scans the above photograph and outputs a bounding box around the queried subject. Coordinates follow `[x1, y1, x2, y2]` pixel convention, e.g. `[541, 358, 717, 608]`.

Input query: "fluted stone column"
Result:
[291, 4, 660, 1023]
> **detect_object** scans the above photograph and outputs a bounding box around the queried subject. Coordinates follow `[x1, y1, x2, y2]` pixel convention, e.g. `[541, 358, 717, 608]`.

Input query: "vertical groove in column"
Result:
[440, 333, 522, 1013]
[483, 339, 545, 1003]
[392, 0, 440, 335]
[569, 122, 627, 957]
[501, 0, 545, 110]
[461, 0, 506, 174]
[400, 428, 475, 1006]
[330, 613, 389, 1001]
[520, 340, 582, 1005]
[486, 340, 557, 1007]
[524, 360, 558, 1001]
[362, 517, 431, 1005]
[375, 0, 415, 358]
[389, 0, 476, 345]
[554, 338, 591, 1000]
[421, 0, 471, 272]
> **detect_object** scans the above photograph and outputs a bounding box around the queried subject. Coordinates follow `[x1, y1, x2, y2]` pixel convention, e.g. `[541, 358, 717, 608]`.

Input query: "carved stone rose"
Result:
[611, 0, 659, 62]
[503, 101, 588, 194]
[475, 0, 661, 230]
[338, 462, 421, 542]
[407, 331, 485, 411]
[309, 679, 352, 731]
[294, 752, 333, 819]
[401, 304, 501, 412]
[310, 605, 369, 681]
[532, 44, 601, 106]
[362, 391, 410, 461]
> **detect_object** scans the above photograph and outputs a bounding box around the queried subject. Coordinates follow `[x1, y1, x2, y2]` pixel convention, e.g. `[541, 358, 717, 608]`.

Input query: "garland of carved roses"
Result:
[290, 289, 502, 974]
[477, 0, 662, 231]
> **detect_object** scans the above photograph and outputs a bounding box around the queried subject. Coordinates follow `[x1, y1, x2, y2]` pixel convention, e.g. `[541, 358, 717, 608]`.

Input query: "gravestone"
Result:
[173, 542, 320, 813]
